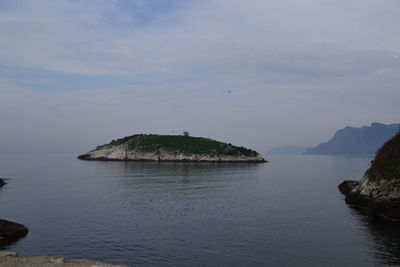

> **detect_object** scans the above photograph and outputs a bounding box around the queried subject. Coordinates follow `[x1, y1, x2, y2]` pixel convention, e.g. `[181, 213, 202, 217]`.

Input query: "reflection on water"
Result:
[348, 207, 400, 266]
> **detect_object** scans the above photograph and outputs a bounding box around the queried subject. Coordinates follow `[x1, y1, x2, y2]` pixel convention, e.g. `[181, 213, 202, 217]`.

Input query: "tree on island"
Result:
[183, 131, 190, 137]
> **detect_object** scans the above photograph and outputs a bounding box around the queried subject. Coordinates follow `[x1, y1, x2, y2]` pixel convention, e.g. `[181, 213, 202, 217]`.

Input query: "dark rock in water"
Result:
[338, 133, 400, 222]
[338, 180, 359, 195]
[0, 180, 28, 246]
[0, 219, 29, 247]
[77, 154, 90, 160]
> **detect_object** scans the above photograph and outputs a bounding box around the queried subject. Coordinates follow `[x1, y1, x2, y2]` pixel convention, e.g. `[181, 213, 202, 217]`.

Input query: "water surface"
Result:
[1, 153, 399, 266]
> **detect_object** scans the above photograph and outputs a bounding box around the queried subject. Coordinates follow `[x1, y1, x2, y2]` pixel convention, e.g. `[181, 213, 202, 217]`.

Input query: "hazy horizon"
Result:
[1, 0, 399, 154]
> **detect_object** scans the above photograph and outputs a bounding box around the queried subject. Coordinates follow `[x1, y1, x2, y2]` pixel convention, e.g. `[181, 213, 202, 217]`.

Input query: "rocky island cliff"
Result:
[78, 134, 266, 163]
[339, 133, 400, 221]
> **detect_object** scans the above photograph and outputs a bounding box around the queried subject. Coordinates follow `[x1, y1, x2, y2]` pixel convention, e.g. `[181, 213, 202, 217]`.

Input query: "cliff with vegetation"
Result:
[339, 133, 400, 221]
[78, 134, 266, 163]
[305, 122, 400, 155]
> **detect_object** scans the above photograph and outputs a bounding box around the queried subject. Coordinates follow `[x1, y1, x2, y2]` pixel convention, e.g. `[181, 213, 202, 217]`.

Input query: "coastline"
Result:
[78, 155, 267, 163]
[339, 178, 400, 222]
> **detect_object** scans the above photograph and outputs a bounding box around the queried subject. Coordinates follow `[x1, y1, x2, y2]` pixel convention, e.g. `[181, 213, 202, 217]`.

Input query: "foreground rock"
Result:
[0, 219, 28, 247]
[339, 133, 400, 221]
[0, 251, 127, 267]
[79, 134, 267, 163]
[0, 181, 29, 246]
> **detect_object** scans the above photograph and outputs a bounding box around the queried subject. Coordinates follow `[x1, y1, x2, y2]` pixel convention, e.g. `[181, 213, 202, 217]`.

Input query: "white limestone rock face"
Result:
[78, 145, 266, 162]
[343, 175, 400, 202]
[338, 176, 400, 222]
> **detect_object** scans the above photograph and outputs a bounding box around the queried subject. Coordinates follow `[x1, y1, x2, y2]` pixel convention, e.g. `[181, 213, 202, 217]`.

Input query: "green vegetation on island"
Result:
[365, 133, 400, 181]
[99, 134, 259, 157]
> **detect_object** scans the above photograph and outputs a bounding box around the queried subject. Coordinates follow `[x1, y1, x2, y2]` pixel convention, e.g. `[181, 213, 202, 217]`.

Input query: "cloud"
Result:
[0, 0, 399, 152]
[1, 0, 400, 78]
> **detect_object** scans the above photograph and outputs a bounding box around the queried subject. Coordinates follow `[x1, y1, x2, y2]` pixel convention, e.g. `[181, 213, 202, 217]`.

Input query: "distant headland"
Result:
[78, 134, 266, 163]
[305, 122, 400, 155]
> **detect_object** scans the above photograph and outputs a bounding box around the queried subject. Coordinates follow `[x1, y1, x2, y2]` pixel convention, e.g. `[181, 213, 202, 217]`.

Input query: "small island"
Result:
[339, 133, 400, 221]
[78, 134, 266, 163]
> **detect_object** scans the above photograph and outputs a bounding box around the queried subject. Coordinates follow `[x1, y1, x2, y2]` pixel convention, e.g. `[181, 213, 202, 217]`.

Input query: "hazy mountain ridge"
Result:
[305, 122, 400, 155]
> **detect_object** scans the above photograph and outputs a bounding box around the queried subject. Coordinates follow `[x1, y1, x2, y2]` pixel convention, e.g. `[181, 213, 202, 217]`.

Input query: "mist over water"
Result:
[1, 153, 399, 266]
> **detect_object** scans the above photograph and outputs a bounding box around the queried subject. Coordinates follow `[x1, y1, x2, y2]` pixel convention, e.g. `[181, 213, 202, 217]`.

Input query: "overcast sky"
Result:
[0, 0, 399, 154]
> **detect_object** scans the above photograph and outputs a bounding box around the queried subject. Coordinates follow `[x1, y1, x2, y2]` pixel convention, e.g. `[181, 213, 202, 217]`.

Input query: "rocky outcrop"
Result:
[0, 219, 29, 247]
[0, 179, 29, 246]
[339, 133, 400, 221]
[339, 178, 400, 221]
[79, 144, 266, 162]
[0, 251, 128, 267]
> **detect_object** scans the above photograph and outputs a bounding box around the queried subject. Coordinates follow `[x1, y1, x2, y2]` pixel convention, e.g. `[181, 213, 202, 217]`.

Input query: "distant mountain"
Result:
[305, 122, 400, 155]
[268, 146, 311, 155]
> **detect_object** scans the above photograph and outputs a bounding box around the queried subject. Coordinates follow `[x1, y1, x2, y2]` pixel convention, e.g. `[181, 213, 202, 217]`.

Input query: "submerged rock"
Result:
[338, 133, 400, 221]
[0, 219, 29, 247]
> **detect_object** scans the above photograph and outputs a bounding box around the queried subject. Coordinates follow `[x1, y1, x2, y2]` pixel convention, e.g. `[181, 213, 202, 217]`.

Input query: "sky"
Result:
[0, 0, 399, 154]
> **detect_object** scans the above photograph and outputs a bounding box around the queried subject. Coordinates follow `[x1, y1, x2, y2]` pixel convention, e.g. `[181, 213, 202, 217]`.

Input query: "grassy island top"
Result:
[97, 134, 259, 157]
[366, 133, 400, 181]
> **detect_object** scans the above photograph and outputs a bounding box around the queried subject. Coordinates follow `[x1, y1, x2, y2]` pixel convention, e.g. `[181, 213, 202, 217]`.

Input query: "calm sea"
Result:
[1, 153, 400, 267]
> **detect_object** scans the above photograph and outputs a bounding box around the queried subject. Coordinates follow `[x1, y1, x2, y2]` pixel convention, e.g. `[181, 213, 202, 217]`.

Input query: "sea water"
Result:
[1, 153, 399, 266]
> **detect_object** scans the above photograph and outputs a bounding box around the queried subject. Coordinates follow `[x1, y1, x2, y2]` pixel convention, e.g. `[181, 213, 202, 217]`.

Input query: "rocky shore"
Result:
[339, 133, 400, 221]
[339, 178, 400, 221]
[0, 251, 128, 267]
